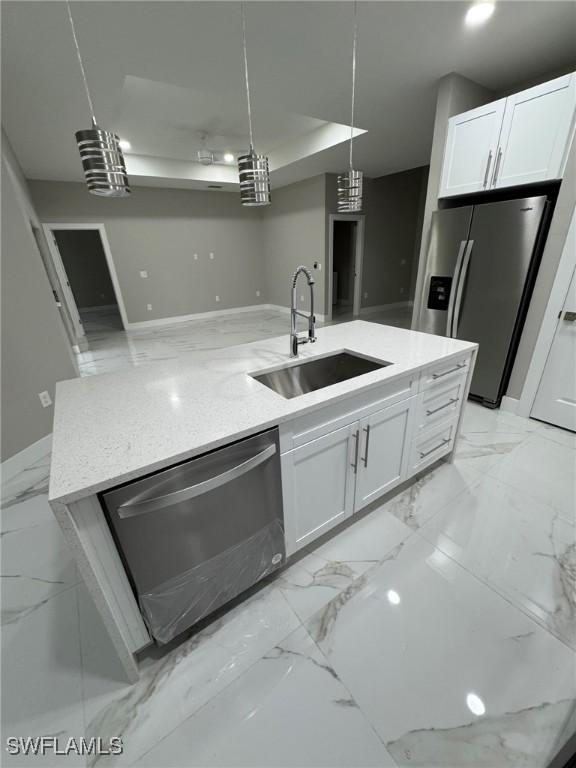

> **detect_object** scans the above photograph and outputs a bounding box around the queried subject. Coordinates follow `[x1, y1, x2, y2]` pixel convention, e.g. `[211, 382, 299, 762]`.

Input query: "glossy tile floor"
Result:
[2, 400, 575, 767]
[75, 305, 412, 377]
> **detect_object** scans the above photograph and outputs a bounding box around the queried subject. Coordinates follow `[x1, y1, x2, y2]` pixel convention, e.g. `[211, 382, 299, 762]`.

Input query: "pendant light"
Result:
[67, 2, 130, 197]
[237, 3, 270, 206]
[337, 0, 362, 213]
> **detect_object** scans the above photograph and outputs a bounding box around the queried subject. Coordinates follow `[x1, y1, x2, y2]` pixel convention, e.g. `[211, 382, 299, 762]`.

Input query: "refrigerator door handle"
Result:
[451, 240, 474, 338]
[446, 240, 468, 337]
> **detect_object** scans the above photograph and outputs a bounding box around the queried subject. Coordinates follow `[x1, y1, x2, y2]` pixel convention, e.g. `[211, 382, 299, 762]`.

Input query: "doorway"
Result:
[328, 215, 364, 322]
[43, 224, 127, 338]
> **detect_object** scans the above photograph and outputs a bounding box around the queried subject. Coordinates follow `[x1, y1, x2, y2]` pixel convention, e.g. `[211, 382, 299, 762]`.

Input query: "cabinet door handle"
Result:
[426, 397, 459, 416]
[491, 147, 503, 187]
[351, 429, 360, 474]
[362, 425, 371, 468]
[431, 362, 466, 380]
[419, 437, 451, 459]
[482, 150, 493, 188]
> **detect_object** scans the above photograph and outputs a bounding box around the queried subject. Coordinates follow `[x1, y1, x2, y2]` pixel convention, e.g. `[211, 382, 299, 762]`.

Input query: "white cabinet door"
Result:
[532, 261, 576, 431]
[495, 73, 576, 189]
[283, 423, 357, 555]
[354, 398, 413, 511]
[439, 99, 506, 198]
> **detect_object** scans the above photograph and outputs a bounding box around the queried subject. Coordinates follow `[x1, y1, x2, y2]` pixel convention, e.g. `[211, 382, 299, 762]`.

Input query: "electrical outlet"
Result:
[147, 304, 152, 311]
[400, 287, 405, 294]
[193, 253, 199, 260]
[140, 270, 148, 279]
[209, 252, 215, 260]
[300, 295, 304, 303]
[215, 295, 220, 302]
[314, 261, 322, 271]
[400, 259, 406, 265]
[256, 290, 260, 297]
[364, 292, 368, 299]
[38, 391, 52, 408]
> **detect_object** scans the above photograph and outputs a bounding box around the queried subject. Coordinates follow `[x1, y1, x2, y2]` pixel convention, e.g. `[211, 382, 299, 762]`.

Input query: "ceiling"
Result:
[2, 1, 575, 192]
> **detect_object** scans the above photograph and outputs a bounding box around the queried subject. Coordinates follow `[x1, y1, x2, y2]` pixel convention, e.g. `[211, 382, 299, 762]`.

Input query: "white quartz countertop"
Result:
[49, 321, 476, 504]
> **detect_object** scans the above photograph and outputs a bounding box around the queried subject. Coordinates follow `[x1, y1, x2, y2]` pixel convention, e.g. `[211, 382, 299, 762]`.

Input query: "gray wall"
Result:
[261, 175, 327, 314]
[361, 166, 429, 308]
[30, 182, 265, 324]
[55, 230, 117, 309]
[1, 153, 77, 461]
[411, 73, 495, 327]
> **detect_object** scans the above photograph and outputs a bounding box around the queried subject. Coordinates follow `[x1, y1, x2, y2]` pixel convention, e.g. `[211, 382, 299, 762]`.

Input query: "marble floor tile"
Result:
[420, 475, 576, 649]
[383, 460, 482, 531]
[137, 625, 396, 768]
[83, 581, 301, 766]
[535, 421, 576, 450]
[452, 428, 530, 474]
[461, 402, 541, 438]
[306, 535, 576, 768]
[1, 587, 85, 767]
[486, 432, 576, 524]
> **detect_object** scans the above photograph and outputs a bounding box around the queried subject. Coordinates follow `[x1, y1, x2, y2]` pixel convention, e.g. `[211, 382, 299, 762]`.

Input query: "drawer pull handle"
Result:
[432, 363, 466, 380]
[420, 437, 451, 459]
[362, 424, 371, 468]
[426, 397, 459, 416]
[351, 429, 360, 474]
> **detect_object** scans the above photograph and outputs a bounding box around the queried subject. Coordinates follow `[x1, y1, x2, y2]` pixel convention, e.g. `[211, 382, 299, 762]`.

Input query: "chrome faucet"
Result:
[290, 265, 316, 357]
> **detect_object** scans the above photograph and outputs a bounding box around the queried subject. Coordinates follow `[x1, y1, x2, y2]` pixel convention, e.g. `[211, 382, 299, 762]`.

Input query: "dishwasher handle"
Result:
[117, 443, 277, 519]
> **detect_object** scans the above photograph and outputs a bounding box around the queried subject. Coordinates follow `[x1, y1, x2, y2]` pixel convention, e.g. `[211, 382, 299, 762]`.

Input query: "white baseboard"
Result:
[359, 301, 413, 315]
[500, 396, 520, 415]
[1, 433, 52, 483]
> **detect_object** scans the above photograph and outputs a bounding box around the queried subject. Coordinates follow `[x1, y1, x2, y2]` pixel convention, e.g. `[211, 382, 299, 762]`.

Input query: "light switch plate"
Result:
[38, 391, 52, 408]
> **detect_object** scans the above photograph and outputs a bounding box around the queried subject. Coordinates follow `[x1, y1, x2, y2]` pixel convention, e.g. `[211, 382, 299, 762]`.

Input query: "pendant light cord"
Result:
[349, 0, 358, 171]
[66, 1, 97, 126]
[241, 2, 255, 151]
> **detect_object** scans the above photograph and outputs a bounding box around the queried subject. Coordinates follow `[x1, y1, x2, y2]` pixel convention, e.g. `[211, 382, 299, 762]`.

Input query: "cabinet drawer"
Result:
[283, 375, 416, 451]
[421, 355, 470, 390]
[409, 418, 458, 475]
[416, 376, 467, 432]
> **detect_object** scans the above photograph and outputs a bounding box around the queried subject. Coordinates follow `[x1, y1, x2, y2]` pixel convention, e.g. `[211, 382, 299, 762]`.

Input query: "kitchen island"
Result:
[49, 321, 477, 680]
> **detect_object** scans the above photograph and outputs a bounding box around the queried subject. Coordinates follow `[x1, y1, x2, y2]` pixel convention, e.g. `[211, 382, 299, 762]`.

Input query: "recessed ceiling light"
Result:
[223, 152, 235, 163]
[465, 2, 495, 26]
[208, 185, 223, 190]
[119, 139, 131, 151]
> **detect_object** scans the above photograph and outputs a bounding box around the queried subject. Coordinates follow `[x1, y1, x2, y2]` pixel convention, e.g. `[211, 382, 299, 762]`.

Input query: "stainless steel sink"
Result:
[251, 351, 392, 399]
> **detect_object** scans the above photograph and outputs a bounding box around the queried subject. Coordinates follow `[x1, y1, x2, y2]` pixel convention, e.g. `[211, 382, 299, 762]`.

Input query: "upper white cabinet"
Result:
[439, 73, 576, 198]
[495, 74, 576, 189]
[439, 99, 506, 197]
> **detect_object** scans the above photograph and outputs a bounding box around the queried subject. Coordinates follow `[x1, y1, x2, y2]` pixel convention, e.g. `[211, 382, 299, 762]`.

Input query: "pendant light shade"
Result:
[75, 122, 130, 197]
[337, 169, 363, 213]
[338, 1, 362, 213]
[238, 148, 270, 206]
[238, 3, 270, 206]
[67, 3, 130, 198]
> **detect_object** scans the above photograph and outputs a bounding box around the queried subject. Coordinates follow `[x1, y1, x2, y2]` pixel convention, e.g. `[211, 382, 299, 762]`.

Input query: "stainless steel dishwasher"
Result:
[101, 428, 284, 644]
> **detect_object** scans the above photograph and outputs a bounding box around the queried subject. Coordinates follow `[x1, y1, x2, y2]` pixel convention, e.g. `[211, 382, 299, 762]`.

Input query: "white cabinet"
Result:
[495, 74, 576, 189]
[283, 423, 356, 554]
[439, 100, 506, 198]
[439, 73, 576, 198]
[354, 399, 413, 511]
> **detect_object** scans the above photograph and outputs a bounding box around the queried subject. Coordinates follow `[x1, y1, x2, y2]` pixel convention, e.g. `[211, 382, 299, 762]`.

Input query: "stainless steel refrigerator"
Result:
[417, 196, 549, 407]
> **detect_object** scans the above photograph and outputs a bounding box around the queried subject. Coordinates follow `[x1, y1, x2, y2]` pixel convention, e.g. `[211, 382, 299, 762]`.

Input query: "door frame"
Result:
[516, 206, 576, 417]
[327, 214, 365, 321]
[42, 223, 129, 331]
